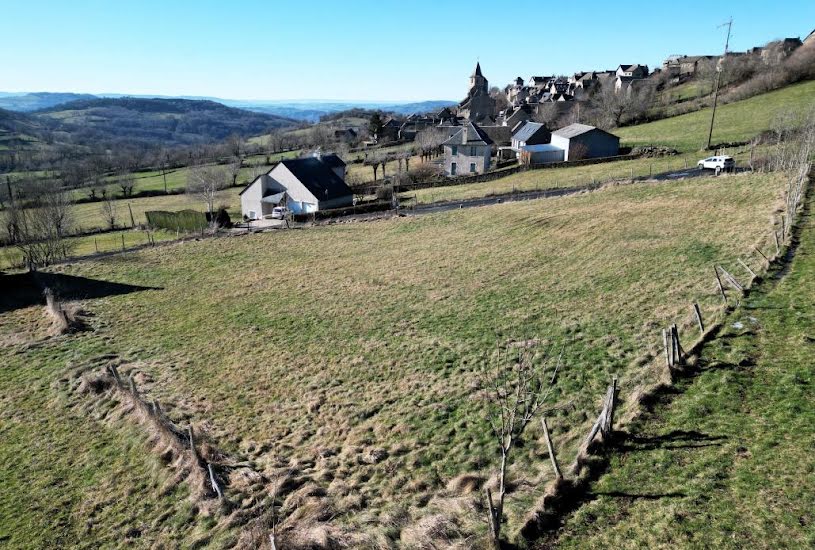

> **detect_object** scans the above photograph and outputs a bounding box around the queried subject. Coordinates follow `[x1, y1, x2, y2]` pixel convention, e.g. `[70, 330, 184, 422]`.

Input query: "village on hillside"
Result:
[236, 31, 812, 221]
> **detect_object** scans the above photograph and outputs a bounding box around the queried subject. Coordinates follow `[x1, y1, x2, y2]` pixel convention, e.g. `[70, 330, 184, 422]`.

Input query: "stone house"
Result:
[442, 121, 494, 176]
[616, 64, 649, 79]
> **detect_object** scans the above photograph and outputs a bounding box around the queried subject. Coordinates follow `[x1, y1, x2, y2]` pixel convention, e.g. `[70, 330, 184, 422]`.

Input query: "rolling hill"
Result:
[33, 97, 297, 148]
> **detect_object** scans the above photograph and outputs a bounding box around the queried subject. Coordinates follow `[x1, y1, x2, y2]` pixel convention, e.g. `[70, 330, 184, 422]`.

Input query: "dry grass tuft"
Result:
[400, 513, 467, 550]
[446, 473, 486, 495]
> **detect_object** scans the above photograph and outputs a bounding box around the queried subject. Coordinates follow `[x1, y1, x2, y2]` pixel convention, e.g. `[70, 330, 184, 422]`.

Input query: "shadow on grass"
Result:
[589, 490, 687, 500]
[0, 272, 160, 314]
[617, 429, 728, 452]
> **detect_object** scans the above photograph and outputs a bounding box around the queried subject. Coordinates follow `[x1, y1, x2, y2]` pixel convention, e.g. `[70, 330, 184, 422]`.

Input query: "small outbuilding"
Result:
[550, 124, 620, 161]
[239, 153, 352, 219]
[519, 143, 565, 164]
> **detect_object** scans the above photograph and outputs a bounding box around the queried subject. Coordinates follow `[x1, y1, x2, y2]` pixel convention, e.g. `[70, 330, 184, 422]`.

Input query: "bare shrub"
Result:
[187, 164, 229, 220]
[408, 162, 443, 183]
[482, 342, 563, 547]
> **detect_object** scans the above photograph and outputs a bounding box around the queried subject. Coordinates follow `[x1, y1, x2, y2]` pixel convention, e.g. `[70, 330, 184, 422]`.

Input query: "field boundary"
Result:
[519, 165, 811, 545]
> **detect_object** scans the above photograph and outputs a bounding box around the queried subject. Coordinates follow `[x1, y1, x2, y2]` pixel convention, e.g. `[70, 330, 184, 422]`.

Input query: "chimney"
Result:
[462, 126, 468, 142]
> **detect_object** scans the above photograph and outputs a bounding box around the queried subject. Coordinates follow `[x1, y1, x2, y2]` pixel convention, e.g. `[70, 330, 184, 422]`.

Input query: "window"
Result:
[470, 146, 476, 156]
[451, 146, 457, 156]
[469, 163, 476, 173]
[451, 162, 457, 176]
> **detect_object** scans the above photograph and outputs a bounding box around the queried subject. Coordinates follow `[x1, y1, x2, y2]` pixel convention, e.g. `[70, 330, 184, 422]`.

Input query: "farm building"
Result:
[442, 121, 494, 176]
[519, 143, 564, 164]
[550, 123, 620, 161]
[239, 153, 352, 219]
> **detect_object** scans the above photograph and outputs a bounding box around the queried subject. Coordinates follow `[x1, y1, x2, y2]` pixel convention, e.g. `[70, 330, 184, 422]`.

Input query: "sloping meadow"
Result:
[0, 171, 787, 546]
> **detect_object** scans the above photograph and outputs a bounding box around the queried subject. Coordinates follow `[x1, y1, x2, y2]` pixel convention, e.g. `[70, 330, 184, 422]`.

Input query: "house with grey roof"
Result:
[511, 122, 551, 150]
[239, 153, 352, 219]
[442, 121, 494, 176]
[616, 64, 649, 79]
[550, 124, 619, 161]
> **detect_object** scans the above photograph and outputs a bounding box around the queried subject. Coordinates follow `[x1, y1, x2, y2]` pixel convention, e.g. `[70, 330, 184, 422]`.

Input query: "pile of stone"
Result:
[631, 145, 679, 157]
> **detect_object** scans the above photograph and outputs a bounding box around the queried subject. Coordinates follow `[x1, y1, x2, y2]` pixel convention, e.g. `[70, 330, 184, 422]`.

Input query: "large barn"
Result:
[550, 124, 620, 161]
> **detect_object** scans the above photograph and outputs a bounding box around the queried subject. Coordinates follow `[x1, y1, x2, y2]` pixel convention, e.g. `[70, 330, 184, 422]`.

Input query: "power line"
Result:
[706, 17, 733, 150]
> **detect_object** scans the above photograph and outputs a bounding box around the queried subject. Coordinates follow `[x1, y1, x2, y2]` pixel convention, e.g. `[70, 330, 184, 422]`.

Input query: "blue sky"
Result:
[0, 0, 812, 102]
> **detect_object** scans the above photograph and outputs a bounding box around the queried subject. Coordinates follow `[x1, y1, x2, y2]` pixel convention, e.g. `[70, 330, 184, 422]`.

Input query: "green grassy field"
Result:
[0, 228, 178, 269]
[405, 150, 752, 205]
[618, 79, 815, 151]
[65, 188, 242, 234]
[0, 171, 788, 546]
[553, 190, 815, 549]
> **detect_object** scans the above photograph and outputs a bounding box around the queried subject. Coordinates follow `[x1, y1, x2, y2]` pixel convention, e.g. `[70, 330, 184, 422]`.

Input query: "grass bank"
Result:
[553, 190, 815, 548]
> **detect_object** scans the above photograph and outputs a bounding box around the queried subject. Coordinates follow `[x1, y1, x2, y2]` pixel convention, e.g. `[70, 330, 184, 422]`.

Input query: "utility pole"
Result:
[706, 17, 733, 150]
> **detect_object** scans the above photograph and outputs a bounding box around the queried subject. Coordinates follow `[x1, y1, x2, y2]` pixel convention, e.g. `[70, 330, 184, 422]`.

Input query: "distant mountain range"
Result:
[0, 92, 456, 121]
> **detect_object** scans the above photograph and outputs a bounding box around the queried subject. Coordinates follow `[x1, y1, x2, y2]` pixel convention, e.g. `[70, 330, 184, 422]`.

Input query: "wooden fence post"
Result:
[718, 266, 743, 292]
[188, 426, 198, 461]
[714, 266, 727, 304]
[94, 238, 99, 253]
[208, 463, 224, 500]
[540, 417, 562, 479]
[671, 324, 682, 365]
[774, 231, 780, 255]
[738, 258, 757, 279]
[663, 328, 671, 369]
[121, 234, 126, 251]
[693, 303, 704, 334]
[603, 377, 618, 437]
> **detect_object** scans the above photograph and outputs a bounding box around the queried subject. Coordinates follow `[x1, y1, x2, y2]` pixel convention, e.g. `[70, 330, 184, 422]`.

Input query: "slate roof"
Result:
[280, 157, 353, 201]
[442, 121, 494, 146]
[319, 153, 346, 169]
[512, 122, 549, 144]
[552, 123, 619, 140]
[481, 125, 511, 146]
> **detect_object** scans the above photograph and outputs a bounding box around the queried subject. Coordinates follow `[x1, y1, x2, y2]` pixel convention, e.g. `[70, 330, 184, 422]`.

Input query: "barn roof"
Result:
[552, 123, 619, 140]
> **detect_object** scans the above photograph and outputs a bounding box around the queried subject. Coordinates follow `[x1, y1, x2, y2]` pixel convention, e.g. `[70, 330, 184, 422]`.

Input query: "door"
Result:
[451, 162, 457, 176]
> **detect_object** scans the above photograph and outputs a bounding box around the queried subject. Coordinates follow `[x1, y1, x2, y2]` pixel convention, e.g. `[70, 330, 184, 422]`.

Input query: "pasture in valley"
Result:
[0, 170, 790, 546]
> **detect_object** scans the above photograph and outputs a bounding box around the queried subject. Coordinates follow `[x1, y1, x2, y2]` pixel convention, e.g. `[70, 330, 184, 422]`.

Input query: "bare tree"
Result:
[483, 342, 563, 548]
[118, 173, 135, 198]
[490, 86, 510, 113]
[590, 81, 654, 128]
[533, 103, 560, 126]
[3, 182, 76, 268]
[159, 148, 171, 193]
[100, 193, 118, 230]
[187, 165, 228, 219]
